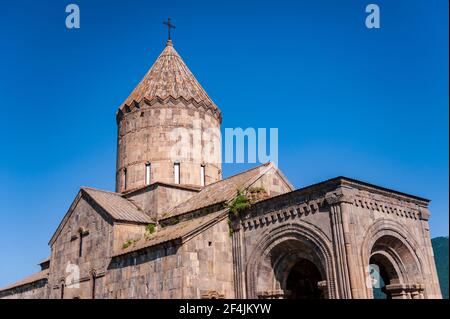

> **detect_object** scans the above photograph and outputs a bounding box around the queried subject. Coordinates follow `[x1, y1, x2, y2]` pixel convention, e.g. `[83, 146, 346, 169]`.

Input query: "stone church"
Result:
[0, 37, 442, 299]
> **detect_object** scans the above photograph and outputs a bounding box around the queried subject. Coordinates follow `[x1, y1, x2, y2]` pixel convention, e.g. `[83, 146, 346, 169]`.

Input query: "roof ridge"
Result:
[81, 187, 147, 212]
[202, 162, 271, 189]
[80, 186, 121, 196]
[81, 188, 150, 222]
[0, 270, 48, 292]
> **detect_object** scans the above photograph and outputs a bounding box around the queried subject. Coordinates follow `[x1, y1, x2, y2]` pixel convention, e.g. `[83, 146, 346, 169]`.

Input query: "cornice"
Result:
[116, 96, 222, 123]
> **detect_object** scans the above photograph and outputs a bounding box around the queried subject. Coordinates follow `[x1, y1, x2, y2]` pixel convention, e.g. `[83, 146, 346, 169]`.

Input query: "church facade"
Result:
[0, 38, 442, 299]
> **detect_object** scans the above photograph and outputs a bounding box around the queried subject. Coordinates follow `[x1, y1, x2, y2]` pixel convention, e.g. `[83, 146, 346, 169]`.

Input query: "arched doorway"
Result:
[247, 224, 335, 299]
[286, 258, 324, 299]
[369, 252, 399, 299]
[366, 234, 424, 299]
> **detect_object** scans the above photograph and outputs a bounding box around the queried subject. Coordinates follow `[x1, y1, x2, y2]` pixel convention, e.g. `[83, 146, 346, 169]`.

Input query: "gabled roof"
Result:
[49, 187, 152, 245]
[81, 187, 152, 223]
[0, 270, 48, 293]
[113, 209, 228, 257]
[161, 162, 294, 220]
[122, 40, 218, 111]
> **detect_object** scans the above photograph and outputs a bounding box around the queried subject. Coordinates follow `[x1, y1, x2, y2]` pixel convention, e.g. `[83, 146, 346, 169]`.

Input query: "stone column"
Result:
[339, 201, 368, 298]
[327, 198, 352, 298]
[231, 217, 245, 298]
[418, 208, 443, 299]
[327, 190, 366, 299]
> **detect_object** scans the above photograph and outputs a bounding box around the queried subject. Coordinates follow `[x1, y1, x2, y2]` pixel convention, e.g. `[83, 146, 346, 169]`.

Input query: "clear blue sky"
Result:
[0, 0, 448, 287]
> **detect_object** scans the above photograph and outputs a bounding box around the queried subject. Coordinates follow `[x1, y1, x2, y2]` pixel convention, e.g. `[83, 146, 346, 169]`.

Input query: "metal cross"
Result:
[163, 18, 176, 40]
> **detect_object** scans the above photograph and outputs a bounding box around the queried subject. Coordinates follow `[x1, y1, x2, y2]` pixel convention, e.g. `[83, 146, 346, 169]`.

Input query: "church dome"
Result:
[115, 40, 222, 193]
[123, 40, 216, 107]
[118, 40, 220, 121]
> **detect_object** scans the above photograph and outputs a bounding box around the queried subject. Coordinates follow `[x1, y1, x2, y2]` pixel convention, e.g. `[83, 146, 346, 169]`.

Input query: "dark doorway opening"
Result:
[286, 259, 324, 299]
[369, 255, 396, 299]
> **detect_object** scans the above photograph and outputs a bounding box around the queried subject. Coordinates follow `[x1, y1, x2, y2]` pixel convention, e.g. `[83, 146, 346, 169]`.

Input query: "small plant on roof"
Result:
[145, 223, 156, 235]
[122, 237, 141, 249]
[169, 216, 180, 226]
[227, 189, 251, 217]
[248, 186, 265, 194]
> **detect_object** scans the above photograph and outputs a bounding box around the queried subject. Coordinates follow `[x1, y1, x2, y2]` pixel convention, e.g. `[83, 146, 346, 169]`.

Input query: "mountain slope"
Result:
[432, 236, 449, 299]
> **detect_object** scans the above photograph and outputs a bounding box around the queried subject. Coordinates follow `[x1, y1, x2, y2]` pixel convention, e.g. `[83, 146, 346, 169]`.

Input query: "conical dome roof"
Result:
[122, 40, 217, 110]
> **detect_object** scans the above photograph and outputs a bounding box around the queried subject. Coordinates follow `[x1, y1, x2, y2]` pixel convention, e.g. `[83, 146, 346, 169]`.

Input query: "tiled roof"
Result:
[162, 163, 274, 219]
[0, 270, 48, 292]
[113, 209, 228, 257]
[122, 40, 217, 110]
[82, 187, 152, 224]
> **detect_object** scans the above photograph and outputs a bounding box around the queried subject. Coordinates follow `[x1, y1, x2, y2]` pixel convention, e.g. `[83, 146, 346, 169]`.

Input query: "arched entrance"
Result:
[369, 252, 399, 299]
[366, 234, 425, 299]
[258, 238, 328, 299]
[246, 223, 336, 299]
[286, 258, 324, 299]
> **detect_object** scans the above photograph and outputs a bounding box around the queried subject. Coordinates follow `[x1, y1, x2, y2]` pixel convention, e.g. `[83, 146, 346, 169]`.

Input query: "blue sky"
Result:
[0, 0, 448, 287]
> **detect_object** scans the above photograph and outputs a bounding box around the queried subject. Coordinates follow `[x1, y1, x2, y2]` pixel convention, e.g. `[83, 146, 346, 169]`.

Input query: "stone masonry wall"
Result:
[181, 218, 234, 298]
[249, 168, 293, 197]
[48, 195, 114, 299]
[104, 217, 233, 299]
[113, 223, 147, 253]
[116, 102, 222, 192]
[125, 184, 198, 220]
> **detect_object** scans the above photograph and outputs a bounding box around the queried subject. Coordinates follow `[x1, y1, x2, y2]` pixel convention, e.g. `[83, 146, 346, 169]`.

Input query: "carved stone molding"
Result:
[257, 290, 289, 299]
[385, 283, 425, 299]
[117, 96, 222, 123]
[201, 290, 225, 299]
[353, 196, 421, 221]
[324, 190, 354, 205]
[241, 199, 324, 232]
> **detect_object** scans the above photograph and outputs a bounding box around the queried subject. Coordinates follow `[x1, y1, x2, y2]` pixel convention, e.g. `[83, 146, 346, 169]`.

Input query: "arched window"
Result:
[60, 282, 65, 299]
[123, 168, 127, 190]
[174, 163, 180, 184]
[145, 163, 151, 185]
[79, 229, 83, 258]
[91, 272, 96, 299]
[200, 165, 205, 187]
